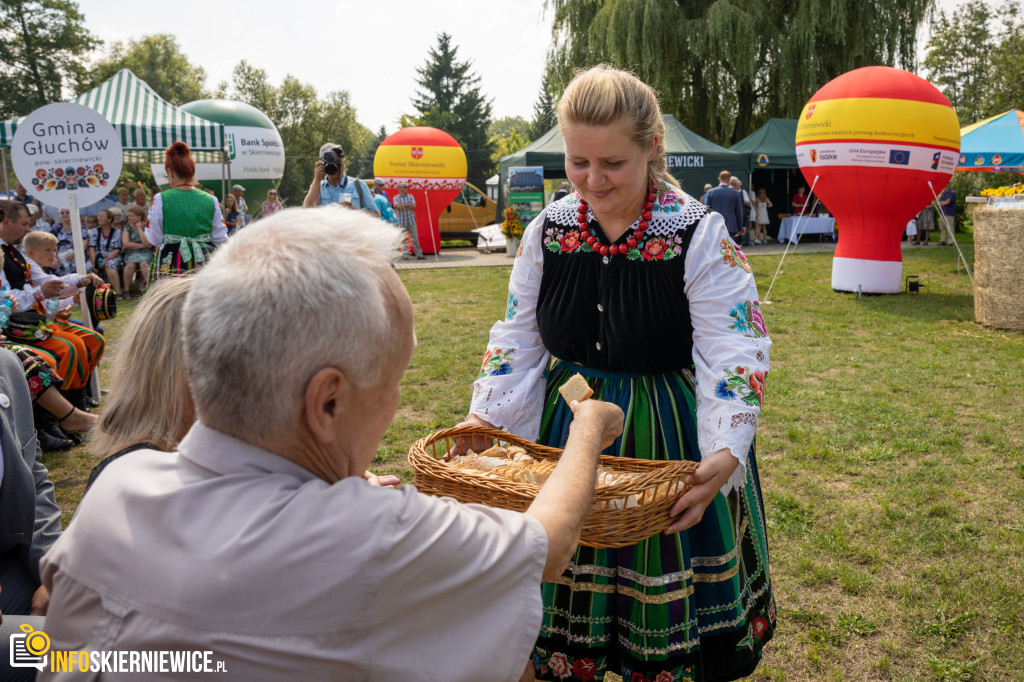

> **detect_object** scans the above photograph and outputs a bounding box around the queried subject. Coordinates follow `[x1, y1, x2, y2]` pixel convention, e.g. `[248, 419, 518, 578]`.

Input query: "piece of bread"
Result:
[558, 374, 594, 405]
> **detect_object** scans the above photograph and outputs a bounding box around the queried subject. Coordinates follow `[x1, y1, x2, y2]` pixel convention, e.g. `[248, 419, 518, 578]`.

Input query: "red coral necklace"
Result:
[576, 183, 656, 257]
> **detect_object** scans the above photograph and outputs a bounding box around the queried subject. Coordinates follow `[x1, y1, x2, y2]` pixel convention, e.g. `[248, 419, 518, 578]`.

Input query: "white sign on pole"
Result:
[10, 102, 123, 210]
[9, 101, 123, 373]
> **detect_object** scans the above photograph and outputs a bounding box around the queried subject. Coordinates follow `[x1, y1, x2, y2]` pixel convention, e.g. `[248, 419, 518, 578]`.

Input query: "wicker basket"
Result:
[973, 206, 1024, 332]
[409, 426, 697, 549]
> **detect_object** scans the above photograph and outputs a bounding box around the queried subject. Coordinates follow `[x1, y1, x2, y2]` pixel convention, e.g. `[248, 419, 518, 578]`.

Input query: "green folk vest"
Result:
[160, 188, 216, 238]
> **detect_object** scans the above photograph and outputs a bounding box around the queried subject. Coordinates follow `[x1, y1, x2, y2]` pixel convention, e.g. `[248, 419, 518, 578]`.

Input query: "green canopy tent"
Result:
[1, 69, 230, 197]
[729, 119, 802, 238]
[497, 115, 746, 209]
[729, 118, 799, 171]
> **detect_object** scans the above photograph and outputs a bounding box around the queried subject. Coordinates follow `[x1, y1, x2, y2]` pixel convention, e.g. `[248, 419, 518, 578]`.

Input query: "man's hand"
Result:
[56, 305, 72, 321]
[568, 399, 624, 449]
[362, 470, 401, 488]
[30, 584, 49, 616]
[312, 159, 326, 183]
[83, 273, 104, 288]
[40, 280, 64, 298]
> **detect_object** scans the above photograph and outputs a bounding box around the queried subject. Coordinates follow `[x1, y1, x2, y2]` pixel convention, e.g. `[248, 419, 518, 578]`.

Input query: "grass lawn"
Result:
[44, 238, 1022, 681]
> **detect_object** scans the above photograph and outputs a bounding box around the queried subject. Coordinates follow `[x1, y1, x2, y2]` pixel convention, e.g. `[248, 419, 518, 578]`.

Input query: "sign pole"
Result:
[68, 193, 100, 396]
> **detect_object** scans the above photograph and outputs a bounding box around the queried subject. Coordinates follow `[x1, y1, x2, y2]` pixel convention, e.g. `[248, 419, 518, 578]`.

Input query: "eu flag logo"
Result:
[889, 149, 910, 165]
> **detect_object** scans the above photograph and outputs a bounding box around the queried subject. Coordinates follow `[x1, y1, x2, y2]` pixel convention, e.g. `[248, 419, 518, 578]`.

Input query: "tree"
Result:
[410, 33, 495, 188]
[0, 0, 97, 118]
[348, 125, 388, 180]
[922, 1, 993, 125]
[530, 72, 557, 138]
[543, 0, 936, 144]
[986, 15, 1024, 115]
[923, 1, 1024, 124]
[488, 117, 532, 167]
[80, 34, 207, 106]
[220, 62, 373, 207]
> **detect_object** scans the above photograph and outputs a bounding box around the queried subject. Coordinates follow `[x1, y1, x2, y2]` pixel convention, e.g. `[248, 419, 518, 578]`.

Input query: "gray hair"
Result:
[182, 207, 402, 441]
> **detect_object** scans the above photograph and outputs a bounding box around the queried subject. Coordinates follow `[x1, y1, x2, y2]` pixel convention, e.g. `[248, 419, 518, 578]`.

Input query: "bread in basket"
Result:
[408, 425, 697, 549]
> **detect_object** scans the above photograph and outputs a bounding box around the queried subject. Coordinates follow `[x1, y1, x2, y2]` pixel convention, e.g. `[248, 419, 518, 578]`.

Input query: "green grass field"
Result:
[44, 239, 1023, 681]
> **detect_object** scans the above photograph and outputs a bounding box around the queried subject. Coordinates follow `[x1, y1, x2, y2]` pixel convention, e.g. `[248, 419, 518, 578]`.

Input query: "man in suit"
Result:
[0, 346, 62, 618]
[703, 170, 745, 240]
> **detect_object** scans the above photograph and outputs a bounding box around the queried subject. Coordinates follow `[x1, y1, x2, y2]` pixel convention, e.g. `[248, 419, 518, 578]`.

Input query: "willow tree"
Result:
[543, 0, 935, 144]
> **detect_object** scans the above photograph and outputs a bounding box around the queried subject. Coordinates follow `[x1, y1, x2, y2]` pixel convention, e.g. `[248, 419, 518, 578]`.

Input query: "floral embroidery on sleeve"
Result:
[714, 366, 766, 406]
[505, 293, 519, 321]
[720, 239, 751, 272]
[477, 347, 515, 379]
[728, 300, 768, 338]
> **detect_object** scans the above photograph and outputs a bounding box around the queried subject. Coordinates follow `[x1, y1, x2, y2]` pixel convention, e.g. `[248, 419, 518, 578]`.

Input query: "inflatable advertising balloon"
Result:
[151, 100, 285, 215]
[796, 66, 960, 293]
[373, 127, 467, 255]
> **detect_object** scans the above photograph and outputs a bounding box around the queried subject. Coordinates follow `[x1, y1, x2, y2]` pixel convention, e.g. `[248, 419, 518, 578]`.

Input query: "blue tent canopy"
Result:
[956, 109, 1024, 172]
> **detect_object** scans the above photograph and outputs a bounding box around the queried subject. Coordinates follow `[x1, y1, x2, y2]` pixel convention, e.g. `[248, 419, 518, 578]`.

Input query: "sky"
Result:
[79, 0, 553, 134]
[78, 0, 971, 134]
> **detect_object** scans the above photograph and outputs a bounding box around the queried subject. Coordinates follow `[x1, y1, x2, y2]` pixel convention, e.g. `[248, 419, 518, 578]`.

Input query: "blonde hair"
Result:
[91, 277, 196, 455]
[557, 64, 676, 188]
[23, 230, 57, 251]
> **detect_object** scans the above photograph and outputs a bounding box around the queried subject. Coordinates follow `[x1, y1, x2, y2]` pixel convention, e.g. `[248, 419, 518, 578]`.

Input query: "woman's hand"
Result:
[56, 305, 72, 321]
[665, 449, 739, 534]
[362, 470, 401, 488]
[447, 413, 498, 458]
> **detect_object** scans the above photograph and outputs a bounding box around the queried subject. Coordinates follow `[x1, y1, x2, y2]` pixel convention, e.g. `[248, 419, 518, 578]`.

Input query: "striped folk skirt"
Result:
[533, 361, 776, 682]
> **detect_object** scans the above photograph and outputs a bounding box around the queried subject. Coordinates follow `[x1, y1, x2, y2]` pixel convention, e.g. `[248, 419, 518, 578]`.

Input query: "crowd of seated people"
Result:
[0, 201, 106, 453]
[0, 208, 624, 682]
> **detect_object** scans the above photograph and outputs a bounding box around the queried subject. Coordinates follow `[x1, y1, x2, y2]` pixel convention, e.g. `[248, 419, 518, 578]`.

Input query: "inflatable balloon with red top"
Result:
[796, 66, 961, 293]
[373, 127, 467, 255]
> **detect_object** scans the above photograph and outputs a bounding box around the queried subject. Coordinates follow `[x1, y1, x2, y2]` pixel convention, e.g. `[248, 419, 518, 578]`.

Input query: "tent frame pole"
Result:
[1, 148, 9, 196]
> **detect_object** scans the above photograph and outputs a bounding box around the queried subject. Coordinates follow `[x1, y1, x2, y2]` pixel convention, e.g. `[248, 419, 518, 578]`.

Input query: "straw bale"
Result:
[973, 206, 1024, 331]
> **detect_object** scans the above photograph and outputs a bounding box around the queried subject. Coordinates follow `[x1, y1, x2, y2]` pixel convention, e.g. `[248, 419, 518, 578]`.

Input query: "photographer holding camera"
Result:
[302, 143, 379, 216]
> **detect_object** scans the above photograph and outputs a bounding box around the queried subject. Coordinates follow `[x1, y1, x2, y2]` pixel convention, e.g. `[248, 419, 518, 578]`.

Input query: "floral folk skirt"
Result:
[533, 361, 776, 682]
[149, 242, 215, 282]
[2, 343, 63, 400]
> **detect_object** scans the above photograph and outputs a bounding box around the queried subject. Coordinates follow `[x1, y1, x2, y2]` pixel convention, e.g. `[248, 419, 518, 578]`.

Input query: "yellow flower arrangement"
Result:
[980, 182, 1024, 197]
[501, 207, 524, 239]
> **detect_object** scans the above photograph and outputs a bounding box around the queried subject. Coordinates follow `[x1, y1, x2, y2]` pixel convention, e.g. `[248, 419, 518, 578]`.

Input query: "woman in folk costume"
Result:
[455, 66, 775, 681]
[0, 201, 105, 402]
[146, 142, 227, 280]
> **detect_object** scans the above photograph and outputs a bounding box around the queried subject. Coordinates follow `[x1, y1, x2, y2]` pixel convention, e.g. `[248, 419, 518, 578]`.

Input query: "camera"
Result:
[321, 149, 343, 176]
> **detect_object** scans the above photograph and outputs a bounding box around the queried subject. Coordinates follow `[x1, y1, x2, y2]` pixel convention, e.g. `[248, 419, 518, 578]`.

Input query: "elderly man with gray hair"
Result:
[37, 207, 623, 681]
